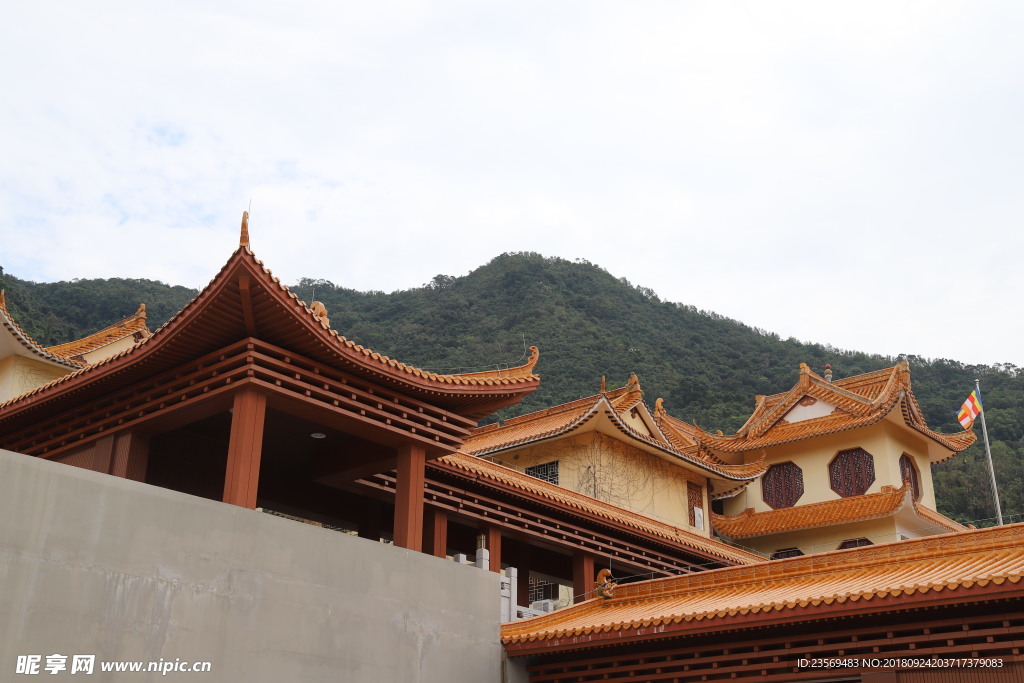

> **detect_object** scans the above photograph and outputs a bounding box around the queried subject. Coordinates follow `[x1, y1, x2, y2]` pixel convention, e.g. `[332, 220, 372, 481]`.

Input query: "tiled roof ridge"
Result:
[499, 394, 605, 428]
[438, 452, 764, 564]
[0, 289, 82, 369]
[653, 409, 736, 467]
[711, 481, 912, 539]
[463, 399, 602, 454]
[738, 365, 902, 440]
[832, 362, 910, 391]
[169, 243, 543, 389]
[465, 395, 766, 486]
[495, 378, 640, 429]
[500, 522, 1024, 645]
[691, 364, 966, 455]
[604, 406, 767, 485]
[913, 502, 969, 532]
[44, 303, 149, 359]
[0, 238, 540, 411]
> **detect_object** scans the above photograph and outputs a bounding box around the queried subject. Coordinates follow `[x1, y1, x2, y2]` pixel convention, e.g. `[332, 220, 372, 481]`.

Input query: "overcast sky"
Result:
[2, 2, 1022, 367]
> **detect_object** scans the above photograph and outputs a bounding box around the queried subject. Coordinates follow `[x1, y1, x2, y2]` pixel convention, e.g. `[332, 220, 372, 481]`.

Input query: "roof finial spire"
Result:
[0, 289, 5, 311]
[824, 363, 832, 382]
[600, 375, 607, 393]
[240, 211, 250, 248]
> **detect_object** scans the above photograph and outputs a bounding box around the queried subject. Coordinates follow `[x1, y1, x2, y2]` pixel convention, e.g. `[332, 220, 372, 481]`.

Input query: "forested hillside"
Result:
[1, 254, 1020, 526]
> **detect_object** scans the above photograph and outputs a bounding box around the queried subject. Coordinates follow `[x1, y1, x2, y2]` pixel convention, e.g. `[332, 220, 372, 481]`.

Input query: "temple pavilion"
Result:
[678, 362, 977, 558]
[0, 216, 762, 607]
[4, 217, 1023, 680]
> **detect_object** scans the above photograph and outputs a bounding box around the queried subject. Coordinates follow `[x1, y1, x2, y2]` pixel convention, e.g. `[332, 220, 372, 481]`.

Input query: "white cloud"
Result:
[2, 1, 1022, 365]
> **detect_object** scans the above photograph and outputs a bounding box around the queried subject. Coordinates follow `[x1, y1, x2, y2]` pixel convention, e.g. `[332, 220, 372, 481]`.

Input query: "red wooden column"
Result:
[572, 551, 596, 604]
[393, 443, 426, 551]
[110, 431, 150, 482]
[485, 525, 502, 573]
[223, 389, 267, 509]
[425, 508, 448, 558]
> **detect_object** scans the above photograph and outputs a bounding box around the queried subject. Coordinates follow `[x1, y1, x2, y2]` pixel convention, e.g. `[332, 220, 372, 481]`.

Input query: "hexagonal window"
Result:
[761, 461, 804, 509]
[900, 454, 921, 501]
[837, 537, 873, 550]
[771, 547, 804, 560]
[829, 448, 875, 498]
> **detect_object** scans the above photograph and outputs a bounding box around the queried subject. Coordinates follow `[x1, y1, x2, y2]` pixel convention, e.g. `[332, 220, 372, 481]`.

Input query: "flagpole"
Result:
[975, 378, 1003, 526]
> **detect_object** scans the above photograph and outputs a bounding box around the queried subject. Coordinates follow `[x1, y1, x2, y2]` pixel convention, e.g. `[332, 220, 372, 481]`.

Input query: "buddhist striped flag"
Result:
[957, 390, 982, 429]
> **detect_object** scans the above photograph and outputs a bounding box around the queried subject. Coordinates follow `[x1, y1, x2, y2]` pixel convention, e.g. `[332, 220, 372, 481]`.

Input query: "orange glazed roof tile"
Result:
[438, 451, 764, 564]
[501, 521, 1024, 651]
[0, 222, 539, 419]
[44, 303, 150, 362]
[461, 378, 766, 487]
[694, 362, 976, 458]
[711, 482, 916, 539]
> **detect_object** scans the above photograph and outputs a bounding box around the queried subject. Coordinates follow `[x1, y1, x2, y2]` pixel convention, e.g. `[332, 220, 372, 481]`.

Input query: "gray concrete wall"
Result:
[0, 449, 502, 682]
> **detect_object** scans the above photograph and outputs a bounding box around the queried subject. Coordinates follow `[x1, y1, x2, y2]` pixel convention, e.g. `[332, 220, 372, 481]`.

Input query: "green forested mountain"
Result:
[1, 254, 1020, 526]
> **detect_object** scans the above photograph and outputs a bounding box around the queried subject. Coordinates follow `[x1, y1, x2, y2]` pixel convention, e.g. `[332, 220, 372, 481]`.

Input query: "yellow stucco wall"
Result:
[81, 336, 137, 365]
[498, 431, 709, 535]
[718, 419, 949, 555]
[723, 421, 937, 515]
[742, 517, 900, 557]
[0, 356, 69, 403]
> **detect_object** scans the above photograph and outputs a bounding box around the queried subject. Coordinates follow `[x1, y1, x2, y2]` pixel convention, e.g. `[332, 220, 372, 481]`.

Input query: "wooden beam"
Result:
[238, 275, 257, 336]
[223, 389, 266, 509]
[360, 472, 691, 576]
[393, 443, 426, 551]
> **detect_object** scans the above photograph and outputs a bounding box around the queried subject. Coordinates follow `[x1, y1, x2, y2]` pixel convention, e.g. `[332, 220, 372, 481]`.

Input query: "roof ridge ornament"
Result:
[240, 211, 250, 248]
[135, 303, 147, 319]
[310, 300, 330, 329]
[798, 363, 812, 389]
[653, 397, 666, 418]
[0, 289, 5, 312]
[600, 375, 607, 393]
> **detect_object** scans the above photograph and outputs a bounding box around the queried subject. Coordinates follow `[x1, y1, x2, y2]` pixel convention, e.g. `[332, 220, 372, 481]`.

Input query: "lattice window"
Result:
[528, 576, 559, 603]
[900, 454, 921, 501]
[687, 481, 704, 529]
[770, 547, 804, 560]
[829, 448, 876, 498]
[837, 537, 873, 550]
[761, 462, 803, 509]
[525, 460, 559, 485]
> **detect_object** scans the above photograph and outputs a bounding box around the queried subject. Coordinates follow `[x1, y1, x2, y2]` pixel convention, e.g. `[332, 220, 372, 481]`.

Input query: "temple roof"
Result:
[44, 303, 150, 364]
[0, 290, 80, 369]
[0, 291, 150, 372]
[438, 451, 764, 565]
[692, 362, 976, 461]
[0, 217, 540, 427]
[462, 376, 766, 493]
[711, 481, 966, 540]
[502, 522, 1024, 653]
